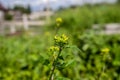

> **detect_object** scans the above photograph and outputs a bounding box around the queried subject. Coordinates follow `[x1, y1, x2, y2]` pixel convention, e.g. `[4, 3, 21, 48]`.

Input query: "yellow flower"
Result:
[54, 34, 68, 46]
[49, 46, 60, 52]
[56, 17, 63, 27]
[101, 48, 110, 53]
[61, 34, 68, 41]
[56, 17, 62, 23]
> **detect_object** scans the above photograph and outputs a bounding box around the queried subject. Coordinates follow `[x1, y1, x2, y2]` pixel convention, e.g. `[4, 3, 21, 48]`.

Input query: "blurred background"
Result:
[0, 0, 120, 80]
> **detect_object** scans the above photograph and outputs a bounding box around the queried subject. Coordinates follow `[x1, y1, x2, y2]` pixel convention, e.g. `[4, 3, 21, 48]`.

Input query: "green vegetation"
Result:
[0, 4, 120, 80]
[49, 4, 120, 32]
[4, 13, 13, 21]
[13, 5, 31, 14]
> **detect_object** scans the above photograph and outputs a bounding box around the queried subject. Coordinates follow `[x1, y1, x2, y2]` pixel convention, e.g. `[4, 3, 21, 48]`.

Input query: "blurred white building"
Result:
[0, 3, 8, 20]
[29, 11, 54, 20]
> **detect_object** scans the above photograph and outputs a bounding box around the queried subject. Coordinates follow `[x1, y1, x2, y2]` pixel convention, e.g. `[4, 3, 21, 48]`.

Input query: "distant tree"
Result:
[43, 7, 52, 11]
[4, 13, 13, 21]
[26, 5, 31, 14]
[118, 0, 120, 3]
[13, 5, 25, 13]
[13, 5, 31, 14]
[58, 7, 65, 11]
[70, 5, 78, 9]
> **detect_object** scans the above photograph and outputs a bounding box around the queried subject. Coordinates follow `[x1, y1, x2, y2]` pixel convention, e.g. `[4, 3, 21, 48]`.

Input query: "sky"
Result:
[0, 0, 117, 11]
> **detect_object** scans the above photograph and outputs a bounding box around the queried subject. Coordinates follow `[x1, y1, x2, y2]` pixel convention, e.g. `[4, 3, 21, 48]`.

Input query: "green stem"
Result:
[55, 26, 60, 35]
[49, 47, 62, 80]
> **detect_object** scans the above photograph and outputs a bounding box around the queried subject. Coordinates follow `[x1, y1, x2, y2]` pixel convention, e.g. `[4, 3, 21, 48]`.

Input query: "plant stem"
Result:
[55, 27, 60, 35]
[49, 47, 62, 80]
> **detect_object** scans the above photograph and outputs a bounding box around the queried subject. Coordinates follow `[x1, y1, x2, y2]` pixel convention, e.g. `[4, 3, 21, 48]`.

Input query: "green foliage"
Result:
[26, 5, 31, 14]
[1, 4, 120, 80]
[73, 31, 120, 80]
[118, 0, 120, 3]
[48, 4, 120, 32]
[1, 31, 120, 80]
[13, 5, 31, 14]
[4, 13, 13, 21]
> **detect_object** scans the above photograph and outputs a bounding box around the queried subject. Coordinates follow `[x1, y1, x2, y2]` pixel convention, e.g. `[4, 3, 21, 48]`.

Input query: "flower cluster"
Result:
[49, 46, 60, 52]
[101, 48, 110, 54]
[54, 34, 68, 47]
[56, 17, 62, 26]
[101, 48, 111, 61]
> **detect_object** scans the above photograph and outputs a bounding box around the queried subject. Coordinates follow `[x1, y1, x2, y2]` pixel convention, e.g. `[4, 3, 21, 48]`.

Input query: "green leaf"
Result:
[113, 60, 120, 66]
[58, 56, 64, 60]
[56, 62, 65, 70]
[69, 45, 84, 53]
[82, 44, 89, 51]
[65, 59, 75, 67]
[55, 77, 70, 80]
[43, 59, 50, 65]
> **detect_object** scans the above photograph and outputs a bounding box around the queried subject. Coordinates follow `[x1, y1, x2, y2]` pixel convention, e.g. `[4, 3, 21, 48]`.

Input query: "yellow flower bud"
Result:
[56, 17, 62, 23]
[54, 34, 68, 46]
[101, 48, 110, 53]
[49, 46, 60, 52]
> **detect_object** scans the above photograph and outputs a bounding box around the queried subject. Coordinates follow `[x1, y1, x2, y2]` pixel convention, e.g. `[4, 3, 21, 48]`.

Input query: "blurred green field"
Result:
[48, 4, 120, 32]
[0, 4, 120, 80]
